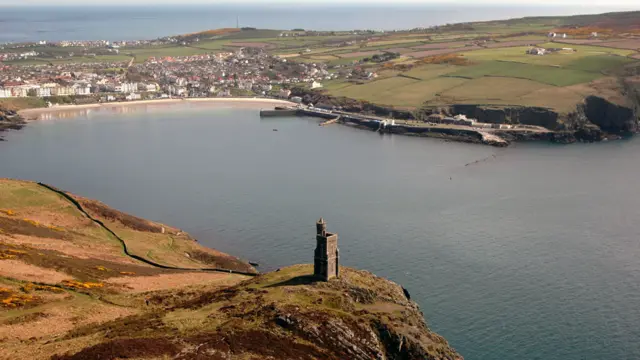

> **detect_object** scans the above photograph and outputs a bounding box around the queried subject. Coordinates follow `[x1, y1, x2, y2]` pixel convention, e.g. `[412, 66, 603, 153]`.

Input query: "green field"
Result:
[6, 55, 132, 66]
[564, 55, 635, 72]
[437, 77, 552, 102]
[401, 64, 460, 80]
[445, 61, 601, 86]
[329, 76, 467, 108]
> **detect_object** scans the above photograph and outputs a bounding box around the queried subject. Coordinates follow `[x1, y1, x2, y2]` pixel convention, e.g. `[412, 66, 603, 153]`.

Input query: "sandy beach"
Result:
[18, 97, 296, 119]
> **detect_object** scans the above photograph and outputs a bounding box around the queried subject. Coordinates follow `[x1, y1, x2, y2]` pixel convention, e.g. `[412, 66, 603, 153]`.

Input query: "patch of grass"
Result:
[220, 29, 283, 39]
[538, 42, 635, 57]
[437, 77, 552, 102]
[188, 40, 230, 50]
[401, 64, 461, 80]
[0, 97, 47, 110]
[379, 77, 468, 107]
[6, 55, 132, 66]
[327, 55, 372, 66]
[564, 55, 635, 72]
[446, 60, 600, 86]
[330, 76, 418, 103]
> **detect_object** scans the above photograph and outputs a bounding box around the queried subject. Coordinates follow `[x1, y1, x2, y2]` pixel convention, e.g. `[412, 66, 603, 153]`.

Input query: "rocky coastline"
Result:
[0, 107, 26, 141]
[291, 87, 639, 147]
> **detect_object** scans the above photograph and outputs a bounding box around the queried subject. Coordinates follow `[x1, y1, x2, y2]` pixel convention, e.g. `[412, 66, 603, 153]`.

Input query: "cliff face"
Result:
[448, 105, 561, 129]
[582, 95, 637, 134]
[294, 86, 639, 145]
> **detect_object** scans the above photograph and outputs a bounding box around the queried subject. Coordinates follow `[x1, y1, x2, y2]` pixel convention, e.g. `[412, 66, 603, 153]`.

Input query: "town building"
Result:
[125, 93, 142, 101]
[0, 88, 12, 98]
[278, 89, 292, 99]
[115, 83, 138, 93]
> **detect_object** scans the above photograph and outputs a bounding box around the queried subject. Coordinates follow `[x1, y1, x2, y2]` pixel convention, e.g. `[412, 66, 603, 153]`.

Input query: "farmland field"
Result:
[593, 39, 640, 50]
[411, 41, 471, 50]
[517, 87, 586, 112]
[401, 64, 461, 80]
[367, 39, 428, 47]
[335, 51, 383, 58]
[537, 42, 635, 56]
[564, 55, 635, 72]
[446, 61, 600, 86]
[437, 77, 553, 102]
[330, 77, 419, 103]
[406, 47, 481, 59]
[6, 55, 132, 66]
[329, 76, 467, 108]
[381, 77, 468, 107]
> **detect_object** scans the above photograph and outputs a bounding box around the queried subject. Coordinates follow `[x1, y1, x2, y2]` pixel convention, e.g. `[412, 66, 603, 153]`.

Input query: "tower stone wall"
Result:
[314, 218, 339, 281]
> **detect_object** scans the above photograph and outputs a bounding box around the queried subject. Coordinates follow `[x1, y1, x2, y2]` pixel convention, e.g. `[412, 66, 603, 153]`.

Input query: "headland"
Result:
[0, 178, 461, 359]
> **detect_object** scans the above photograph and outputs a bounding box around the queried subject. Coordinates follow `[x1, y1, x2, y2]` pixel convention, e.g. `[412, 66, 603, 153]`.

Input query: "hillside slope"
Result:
[0, 179, 461, 359]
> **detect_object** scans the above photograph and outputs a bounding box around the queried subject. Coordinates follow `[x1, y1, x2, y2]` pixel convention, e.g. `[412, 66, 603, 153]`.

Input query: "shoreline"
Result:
[18, 97, 296, 118]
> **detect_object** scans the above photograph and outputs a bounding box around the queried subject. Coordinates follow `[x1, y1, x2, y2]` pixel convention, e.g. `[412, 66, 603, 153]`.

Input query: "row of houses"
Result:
[0, 81, 161, 98]
[0, 82, 91, 98]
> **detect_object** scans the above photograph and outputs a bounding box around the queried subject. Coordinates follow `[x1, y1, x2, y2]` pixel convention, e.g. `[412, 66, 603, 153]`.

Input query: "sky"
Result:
[1, 0, 639, 6]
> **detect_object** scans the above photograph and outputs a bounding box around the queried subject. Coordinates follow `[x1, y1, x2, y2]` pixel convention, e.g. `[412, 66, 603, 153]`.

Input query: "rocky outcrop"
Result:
[0, 106, 26, 140]
[582, 95, 637, 134]
[51, 265, 463, 360]
[447, 105, 560, 129]
[291, 87, 414, 119]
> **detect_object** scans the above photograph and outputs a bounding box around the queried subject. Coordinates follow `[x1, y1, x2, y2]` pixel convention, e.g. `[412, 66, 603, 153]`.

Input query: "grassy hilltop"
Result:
[0, 179, 461, 359]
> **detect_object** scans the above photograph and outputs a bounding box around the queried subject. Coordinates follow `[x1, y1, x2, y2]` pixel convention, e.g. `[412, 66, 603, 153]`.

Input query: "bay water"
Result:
[1, 104, 639, 359]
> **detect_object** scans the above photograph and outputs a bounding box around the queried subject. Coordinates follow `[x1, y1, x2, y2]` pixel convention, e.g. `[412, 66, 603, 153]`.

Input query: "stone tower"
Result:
[314, 218, 339, 281]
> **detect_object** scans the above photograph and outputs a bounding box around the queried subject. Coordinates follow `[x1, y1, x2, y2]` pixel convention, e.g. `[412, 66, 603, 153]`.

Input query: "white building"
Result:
[125, 93, 142, 101]
[168, 85, 186, 96]
[278, 89, 292, 99]
[0, 88, 12, 98]
[145, 83, 158, 92]
[51, 86, 75, 96]
[73, 83, 91, 96]
[311, 81, 323, 89]
[115, 83, 138, 93]
[36, 87, 52, 97]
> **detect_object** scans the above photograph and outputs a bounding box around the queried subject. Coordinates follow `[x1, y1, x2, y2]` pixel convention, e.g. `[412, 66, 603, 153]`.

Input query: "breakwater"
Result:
[277, 107, 511, 147]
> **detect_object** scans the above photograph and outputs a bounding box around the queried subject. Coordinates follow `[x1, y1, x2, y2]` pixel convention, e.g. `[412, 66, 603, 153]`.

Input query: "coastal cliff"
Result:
[0, 179, 461, 360]
[292, 87, 639, 145]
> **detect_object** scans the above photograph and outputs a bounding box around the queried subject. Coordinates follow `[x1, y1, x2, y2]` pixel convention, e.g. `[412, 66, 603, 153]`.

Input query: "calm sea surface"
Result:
[1, 104, 640, 359]
[0, 5, 637, 43]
